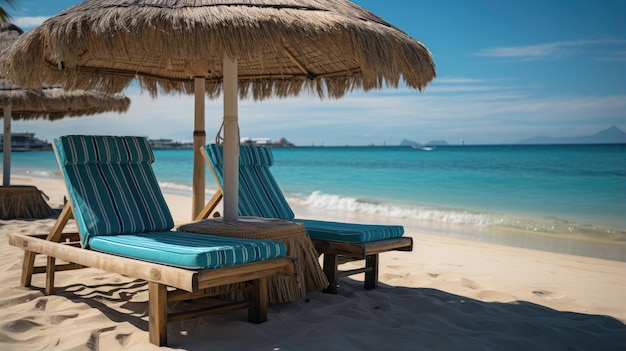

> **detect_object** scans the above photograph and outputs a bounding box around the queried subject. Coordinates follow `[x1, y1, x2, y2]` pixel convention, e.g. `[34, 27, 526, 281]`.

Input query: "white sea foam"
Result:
[17, 169, 61, 179]
[159, 182, 220, 197]
[291, 191, 501, 226]
[288, 191, 625, 239]
[159, 182, 192, 194]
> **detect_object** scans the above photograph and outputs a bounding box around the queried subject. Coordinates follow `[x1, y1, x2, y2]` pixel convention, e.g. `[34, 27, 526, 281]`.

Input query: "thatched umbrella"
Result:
[0, 0, 436, 221]
[0, 23, 131, 218]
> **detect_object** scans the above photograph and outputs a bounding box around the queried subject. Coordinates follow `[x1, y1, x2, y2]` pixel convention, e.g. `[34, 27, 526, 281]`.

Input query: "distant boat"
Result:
[412, 145, 435, 151]
[0, 132, 52, 152]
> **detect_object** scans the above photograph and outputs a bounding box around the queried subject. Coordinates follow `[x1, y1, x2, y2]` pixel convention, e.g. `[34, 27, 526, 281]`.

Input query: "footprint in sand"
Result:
[381, 273, 407, 280]
[86, 326, 117, 351]
[532, 289, 568, 301]
[116, 333, 132, 347]
[476, 290, 517, 303]
[461, 278, 482, 290]
[35, 298, 47, 311]
[2, 318, 43, 333]
[50, 314, 79, 325]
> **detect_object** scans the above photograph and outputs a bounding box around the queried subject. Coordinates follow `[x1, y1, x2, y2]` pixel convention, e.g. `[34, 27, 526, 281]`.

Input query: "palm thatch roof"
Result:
[0, 23, 130, 120]
[0, 0, 436, 100]
[0, 81, 131, 120]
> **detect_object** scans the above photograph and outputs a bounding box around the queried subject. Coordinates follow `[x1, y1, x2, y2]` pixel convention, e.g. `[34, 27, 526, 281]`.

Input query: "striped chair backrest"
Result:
[203, 144, 295, 220]
[54, 135, 175, 248]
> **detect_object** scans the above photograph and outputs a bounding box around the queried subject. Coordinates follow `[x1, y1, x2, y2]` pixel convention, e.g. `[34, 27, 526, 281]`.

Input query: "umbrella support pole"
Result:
[3, 105, 11, 187]
[222, 56, 239, 222]
[192, 77, 206, 219]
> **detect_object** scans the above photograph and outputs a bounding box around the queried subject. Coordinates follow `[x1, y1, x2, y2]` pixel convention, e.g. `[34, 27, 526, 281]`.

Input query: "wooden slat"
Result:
[362, 237, 413, 255]
[167, 286, 249, 302]
[10, 234, 295, 293]
[195, 257, 295, 290]
[168, 300, 254, 323]
[9, 233, 198, 292]
[32, 263, 84, 274]
[337, 266, 371, 278]
[312, 237, 413, 258]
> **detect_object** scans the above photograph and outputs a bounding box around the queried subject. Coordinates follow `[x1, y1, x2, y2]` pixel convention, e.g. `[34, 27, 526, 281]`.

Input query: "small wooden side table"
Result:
[178, 217, 328, 304]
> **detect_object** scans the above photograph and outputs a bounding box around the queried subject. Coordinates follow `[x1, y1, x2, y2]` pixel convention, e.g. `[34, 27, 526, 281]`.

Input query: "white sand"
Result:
[1, 176, 625, 350]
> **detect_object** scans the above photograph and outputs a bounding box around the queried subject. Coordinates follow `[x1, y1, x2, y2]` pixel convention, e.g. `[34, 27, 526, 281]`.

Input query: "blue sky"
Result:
[5, 0, 626, 146]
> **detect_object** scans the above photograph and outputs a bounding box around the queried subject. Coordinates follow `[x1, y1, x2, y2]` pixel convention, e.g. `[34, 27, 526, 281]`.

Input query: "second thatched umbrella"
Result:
[0, 0, 436, 220]
[0, 23, 131, 218]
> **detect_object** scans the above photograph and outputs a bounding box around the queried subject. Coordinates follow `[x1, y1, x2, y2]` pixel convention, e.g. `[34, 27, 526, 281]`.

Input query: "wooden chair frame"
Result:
[10, 203, 294, 346]
[198, 185, 413, 294]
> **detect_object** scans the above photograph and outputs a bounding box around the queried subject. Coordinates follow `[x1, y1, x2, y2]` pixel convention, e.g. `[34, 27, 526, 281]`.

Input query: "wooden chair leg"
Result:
[20, 203, 76, 290]
[21, 251, 37, 287]
[45, 256, 56, 295]
[249, 277, 268, 323]
[322, 254, 339, 294]
[148, 282, 168, 346]
[364, 254, 379, 290]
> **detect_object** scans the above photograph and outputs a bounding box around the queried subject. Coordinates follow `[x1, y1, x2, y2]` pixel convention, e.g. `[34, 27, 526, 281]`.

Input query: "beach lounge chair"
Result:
[198, 144, 413, 294]
[8, 135, 294, 346]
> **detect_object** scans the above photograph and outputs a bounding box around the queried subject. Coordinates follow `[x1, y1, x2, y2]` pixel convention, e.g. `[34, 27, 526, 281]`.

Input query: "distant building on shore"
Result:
[241, 137, 295, 147]
[149, 136, 296, 149]
[241, 137, 272, 146]
[148, 138, 193, 149]
[0, 132, 51, 152]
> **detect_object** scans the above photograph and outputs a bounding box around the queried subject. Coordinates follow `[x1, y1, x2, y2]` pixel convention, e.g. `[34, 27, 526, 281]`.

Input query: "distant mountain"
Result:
[517, 126, 626, 144]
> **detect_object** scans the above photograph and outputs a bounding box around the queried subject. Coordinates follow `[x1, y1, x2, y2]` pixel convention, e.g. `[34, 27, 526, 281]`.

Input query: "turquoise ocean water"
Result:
[5, 144, 626, 260]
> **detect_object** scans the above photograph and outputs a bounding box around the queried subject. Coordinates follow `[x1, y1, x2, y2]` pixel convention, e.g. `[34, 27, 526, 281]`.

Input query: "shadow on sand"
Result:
[5, 276, 623, 351]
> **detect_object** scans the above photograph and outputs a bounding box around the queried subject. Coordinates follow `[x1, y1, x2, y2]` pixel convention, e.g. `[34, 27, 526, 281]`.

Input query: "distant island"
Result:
[398, 126, 626, 147]
[516, 126, 626, 145]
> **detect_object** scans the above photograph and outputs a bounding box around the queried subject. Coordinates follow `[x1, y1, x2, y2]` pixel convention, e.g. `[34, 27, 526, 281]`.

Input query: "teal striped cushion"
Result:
[296, 219, 405, 243]
[203, 144, 406, 243]
[88, 231, 287, 269]
[55, 136, 174, 248]
[57, 135, 153, 165]
[204, 144, 295, 220]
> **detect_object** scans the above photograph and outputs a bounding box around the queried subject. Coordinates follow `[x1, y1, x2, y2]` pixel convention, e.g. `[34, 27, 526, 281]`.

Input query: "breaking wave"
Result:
[287, 191, 625, 240]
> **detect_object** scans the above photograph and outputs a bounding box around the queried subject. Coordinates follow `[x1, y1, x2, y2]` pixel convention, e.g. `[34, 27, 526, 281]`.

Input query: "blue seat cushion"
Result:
[295, 219, 405, 243]
[88, 231, 287, 269]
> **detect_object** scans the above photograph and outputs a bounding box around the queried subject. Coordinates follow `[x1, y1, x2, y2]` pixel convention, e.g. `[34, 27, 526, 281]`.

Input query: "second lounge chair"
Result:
[197, 144, 413, 294]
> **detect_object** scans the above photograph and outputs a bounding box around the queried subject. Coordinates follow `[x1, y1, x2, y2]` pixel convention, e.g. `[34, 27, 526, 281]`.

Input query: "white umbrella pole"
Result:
[222, 56, 239, 222]
[3, 105, 11, 187]
[192, 77, 206, 219]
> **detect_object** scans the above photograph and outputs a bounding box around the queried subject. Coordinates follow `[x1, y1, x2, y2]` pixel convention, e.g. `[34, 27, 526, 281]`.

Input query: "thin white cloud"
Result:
[9, 84, 626, 146]
[475, 39, 626, 61]
[12, 16, 48, 29]
[597, 50, 626, 62]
